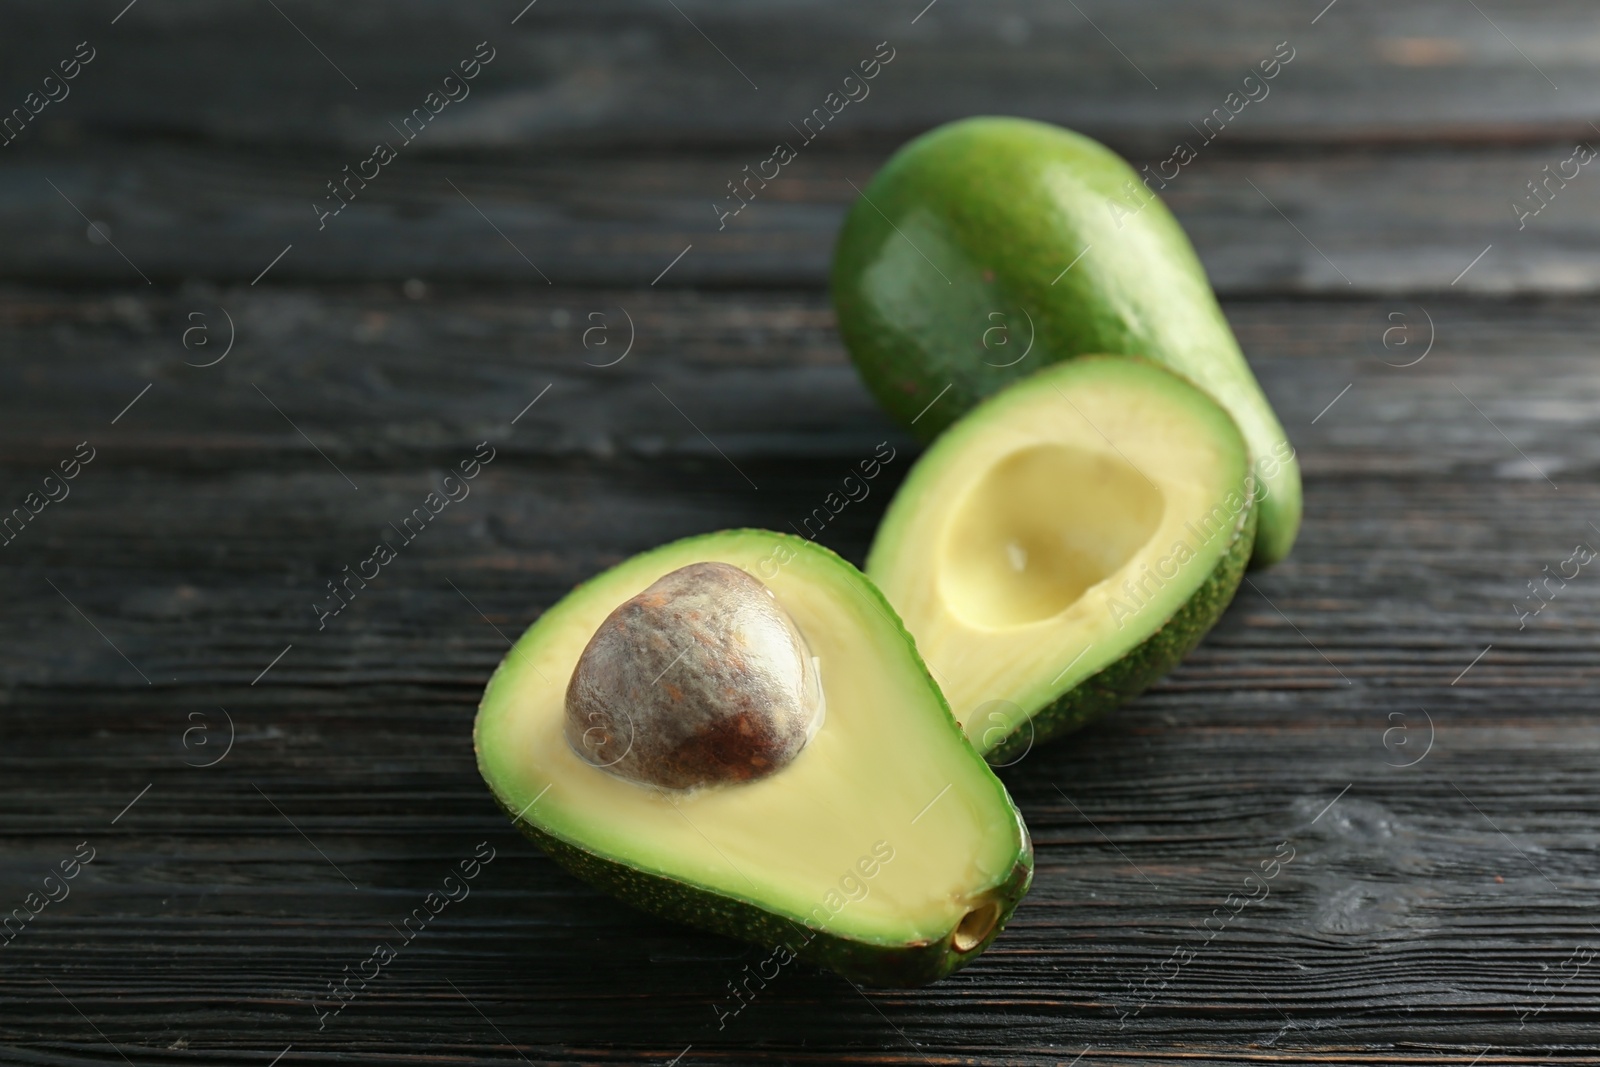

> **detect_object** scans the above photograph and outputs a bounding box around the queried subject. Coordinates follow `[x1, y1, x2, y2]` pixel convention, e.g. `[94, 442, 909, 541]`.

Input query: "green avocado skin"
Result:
[831, 116, 1300, 567]
[500, 796, 1033, 988]
[987, 492, 1257, 763]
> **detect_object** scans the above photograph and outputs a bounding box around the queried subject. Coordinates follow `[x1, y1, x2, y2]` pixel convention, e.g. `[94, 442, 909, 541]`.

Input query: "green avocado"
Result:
[832, 115, 1299, 567]
[474, 529, 1033, 987]
[865, 357, 1255, 758]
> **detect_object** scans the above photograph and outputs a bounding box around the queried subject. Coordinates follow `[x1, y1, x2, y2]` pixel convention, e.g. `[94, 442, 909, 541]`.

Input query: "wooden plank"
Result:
[2, 289, 1600, 1061]
[10, 486, 1600, 1060]
[8, 0, 1600, 1058]
[1, 286, 1598, 467]
[4, 141, 1597, 293]
[5, 0, 1599, 153]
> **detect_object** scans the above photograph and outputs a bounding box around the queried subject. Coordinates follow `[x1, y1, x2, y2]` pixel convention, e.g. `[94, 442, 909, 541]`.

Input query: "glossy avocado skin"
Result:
[831, 116, 1301, 567]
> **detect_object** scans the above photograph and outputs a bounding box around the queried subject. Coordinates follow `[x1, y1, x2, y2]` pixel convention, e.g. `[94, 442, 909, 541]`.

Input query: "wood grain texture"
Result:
[3, 287, 1599, 1064]
[6, 0, 1600, 1061]
[5, 0, 1600, 151]
[7, 141, 1600, 293]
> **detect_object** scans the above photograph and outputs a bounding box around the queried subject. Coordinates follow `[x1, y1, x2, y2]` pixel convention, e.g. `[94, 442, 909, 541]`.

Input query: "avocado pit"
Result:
[565, 561, 824, 790]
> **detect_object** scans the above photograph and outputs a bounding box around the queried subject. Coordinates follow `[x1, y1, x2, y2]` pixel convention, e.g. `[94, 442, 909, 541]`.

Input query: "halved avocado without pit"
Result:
[474, 530, 1033, 987]
[866, 357, 1256, 761]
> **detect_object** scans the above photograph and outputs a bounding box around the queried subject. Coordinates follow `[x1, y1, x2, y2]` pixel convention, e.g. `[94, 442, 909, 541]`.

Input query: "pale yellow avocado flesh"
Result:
[867, 358, 1251, 747]
[474, 532, 1025, 945]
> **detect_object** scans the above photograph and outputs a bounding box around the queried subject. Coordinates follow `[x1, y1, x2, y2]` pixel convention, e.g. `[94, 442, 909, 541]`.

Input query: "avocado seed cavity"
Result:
[565, 562, 824, 790]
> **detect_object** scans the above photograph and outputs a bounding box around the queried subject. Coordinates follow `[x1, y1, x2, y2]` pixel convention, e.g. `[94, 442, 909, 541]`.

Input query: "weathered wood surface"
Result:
[4, 286, 1600, 1065]
[8, 142, 1600, 293]
[6, 0, 1600, 1063]
[7, 0, 1600, 150]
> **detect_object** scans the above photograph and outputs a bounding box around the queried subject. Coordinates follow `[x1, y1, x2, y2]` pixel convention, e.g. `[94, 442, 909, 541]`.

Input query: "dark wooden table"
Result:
[5, 2, 1600, 1063]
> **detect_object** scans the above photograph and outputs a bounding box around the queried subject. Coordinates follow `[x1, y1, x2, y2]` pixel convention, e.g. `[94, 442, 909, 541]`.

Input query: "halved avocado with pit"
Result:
[866, 357, 1255, 760]
[474, 530, 1033, 987]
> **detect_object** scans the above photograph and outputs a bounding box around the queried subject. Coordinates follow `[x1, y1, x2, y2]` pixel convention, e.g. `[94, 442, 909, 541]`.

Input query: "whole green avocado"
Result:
[831, 116, 1301, 567]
